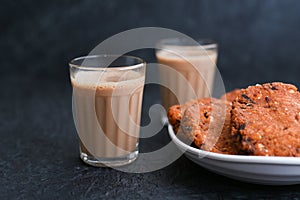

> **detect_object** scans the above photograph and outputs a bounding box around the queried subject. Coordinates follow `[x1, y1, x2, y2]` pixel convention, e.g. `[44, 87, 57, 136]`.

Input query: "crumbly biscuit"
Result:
[174, 98, 213, 144]
[168, 99, 198, 133]
[179, 98, 240, 154]
[168, 90, 240, 133]
[231, 82, 300, 156]
[220, 89, 241, 102]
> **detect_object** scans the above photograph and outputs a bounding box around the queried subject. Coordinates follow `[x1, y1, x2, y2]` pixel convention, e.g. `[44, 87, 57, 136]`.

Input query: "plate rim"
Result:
[168, 124, 300, 165]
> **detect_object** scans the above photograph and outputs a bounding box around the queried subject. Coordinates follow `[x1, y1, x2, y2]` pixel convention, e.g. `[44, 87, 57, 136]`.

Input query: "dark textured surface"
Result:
[2, 75, 300, 199]
[2, 0, 300, 199]
[2, 0, 300, 90]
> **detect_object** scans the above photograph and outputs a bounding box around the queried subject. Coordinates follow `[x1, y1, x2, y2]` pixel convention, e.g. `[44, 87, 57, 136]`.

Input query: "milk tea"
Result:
[71, 70, 144, 163]
[156, 49, 217, 110]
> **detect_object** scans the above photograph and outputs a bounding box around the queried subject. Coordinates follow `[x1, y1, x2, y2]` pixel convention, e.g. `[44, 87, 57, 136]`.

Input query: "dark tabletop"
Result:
[2, 0, 300, 199]
[1, 73, 300, 200]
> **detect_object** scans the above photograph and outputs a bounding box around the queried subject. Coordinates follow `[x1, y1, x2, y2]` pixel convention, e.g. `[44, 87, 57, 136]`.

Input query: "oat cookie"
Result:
[167, 99, 199, 133]
[179, 98, 240, 154]
[220, 89, 241, 102]
[231, 82, 300, 156]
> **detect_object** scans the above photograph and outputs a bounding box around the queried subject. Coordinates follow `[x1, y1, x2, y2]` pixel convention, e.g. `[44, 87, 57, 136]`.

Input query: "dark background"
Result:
[1, 0, 300, 199]
[2, 0, 300, 89]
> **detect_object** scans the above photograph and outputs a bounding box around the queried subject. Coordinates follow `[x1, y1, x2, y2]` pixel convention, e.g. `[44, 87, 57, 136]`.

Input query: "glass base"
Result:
[80, 149, 138, 167]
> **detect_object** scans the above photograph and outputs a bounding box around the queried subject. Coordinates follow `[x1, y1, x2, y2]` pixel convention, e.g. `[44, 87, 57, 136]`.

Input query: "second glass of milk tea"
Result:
[156, 38, 218, 115]
[70, 55, 145, 167]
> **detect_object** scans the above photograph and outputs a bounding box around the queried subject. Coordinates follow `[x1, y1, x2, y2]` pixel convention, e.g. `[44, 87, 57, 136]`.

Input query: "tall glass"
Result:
[69, 55, 146, 167]
[156, 38, 218, 112]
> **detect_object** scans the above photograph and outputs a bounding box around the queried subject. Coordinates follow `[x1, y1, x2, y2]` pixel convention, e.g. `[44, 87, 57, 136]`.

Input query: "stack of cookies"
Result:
[168, 82, 300, 156]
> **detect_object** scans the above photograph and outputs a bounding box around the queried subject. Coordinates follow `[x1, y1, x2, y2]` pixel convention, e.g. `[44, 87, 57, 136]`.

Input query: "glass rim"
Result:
[156, 38, 218, 50]
[69, 54, 145, 71]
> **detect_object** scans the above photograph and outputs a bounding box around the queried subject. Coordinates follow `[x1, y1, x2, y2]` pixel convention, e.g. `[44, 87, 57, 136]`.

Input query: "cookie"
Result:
[231, 82, 300, 156]
[168, 89, 240, 134]
[220, 89, 241, 102]
[168, 99, 198, 133]
[168, 104, 182, 133]
[179, 98, 240, 154]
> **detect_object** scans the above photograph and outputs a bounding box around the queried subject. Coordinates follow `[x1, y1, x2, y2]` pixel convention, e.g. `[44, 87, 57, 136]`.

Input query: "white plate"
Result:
[168, 124, 300, 185]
